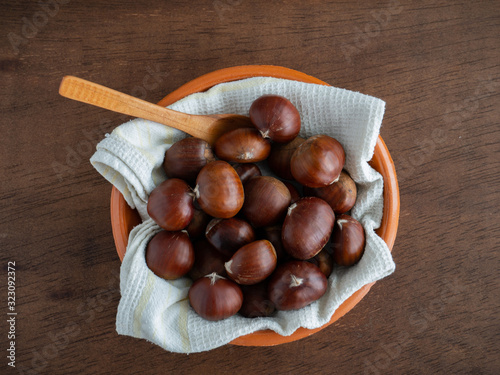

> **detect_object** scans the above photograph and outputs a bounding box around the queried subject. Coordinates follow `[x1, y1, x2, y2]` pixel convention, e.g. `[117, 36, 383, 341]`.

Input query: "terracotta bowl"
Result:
[110, 65, 400, 346]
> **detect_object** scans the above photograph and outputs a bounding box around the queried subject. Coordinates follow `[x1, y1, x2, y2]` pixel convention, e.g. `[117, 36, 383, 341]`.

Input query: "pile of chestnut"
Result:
[145, 95, 366, 321]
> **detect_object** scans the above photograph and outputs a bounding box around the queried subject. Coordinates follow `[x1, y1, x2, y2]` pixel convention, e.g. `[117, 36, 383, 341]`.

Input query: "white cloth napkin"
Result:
[90, 77, 395, 353]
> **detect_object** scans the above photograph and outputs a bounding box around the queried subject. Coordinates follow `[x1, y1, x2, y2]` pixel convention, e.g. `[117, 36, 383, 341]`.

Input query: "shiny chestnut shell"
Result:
[239, 281, 275, 318]
[290, 135, 346, 188]
[282, 181, 301, 204]
[268, 261, 328, 311]
[205, 217, 255, 257]
[145, 230, 194, 280]
[282, 197, 335, 260]
[195, 161, 244, 218]
[214, 128, 271, 163]
[242, 176, 291, 228]
[261, 225, 289, 263]
[185, 208, 211, 239]
[188, 239, 228, 281]
[233, 163, 262, 184]
[188, 272, 243, 321]
[163, 137, 215, 183]
[267, 137, 305, 180]
[249, 95, 301, 143]
[331, 214, 366, 266]
[304, 170, 357, 214]
[308, 248, 334, 278]
[147, 178, 194, 231]
[225, 240, 277, 285]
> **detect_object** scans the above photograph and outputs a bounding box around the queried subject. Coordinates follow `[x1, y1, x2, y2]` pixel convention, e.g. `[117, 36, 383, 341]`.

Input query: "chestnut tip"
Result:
[289, 274, 304, 288]
[205, 272, 226, 285]
[287, 203, 297, 216]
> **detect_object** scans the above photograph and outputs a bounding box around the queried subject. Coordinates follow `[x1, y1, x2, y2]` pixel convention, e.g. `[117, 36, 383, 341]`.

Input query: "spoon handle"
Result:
[59, 75, 203, 136]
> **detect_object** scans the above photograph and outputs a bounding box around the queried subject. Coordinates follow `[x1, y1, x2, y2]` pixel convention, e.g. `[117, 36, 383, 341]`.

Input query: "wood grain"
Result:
[1, 0, 499, 374]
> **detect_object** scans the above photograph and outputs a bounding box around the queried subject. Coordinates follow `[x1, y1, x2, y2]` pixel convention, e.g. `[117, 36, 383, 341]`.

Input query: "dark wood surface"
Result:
[1, 0, 499, 374]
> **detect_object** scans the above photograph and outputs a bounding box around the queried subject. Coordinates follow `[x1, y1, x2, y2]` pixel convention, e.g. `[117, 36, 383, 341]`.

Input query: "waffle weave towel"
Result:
[90, 76, 395, 353]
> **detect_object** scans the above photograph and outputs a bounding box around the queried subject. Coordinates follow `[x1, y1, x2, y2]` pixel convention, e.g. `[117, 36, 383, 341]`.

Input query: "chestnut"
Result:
[233, 163, 262, 184]
[241, 176, 291, 228]
[267, 137, 305, 180]
[308, 248, 334, 278]
[188, 272, 243, 321]
[163, 137, 215, 183]
[261, 225, 289, 263]
[249, 95, 301, 143]
[147, 178, 194, 231]
[205, 217, 255, 257]
[304, 170, 357, 214]
[331, 214, 365, 266]
[214, 128, 271, 163]
[188, 239, 228, 281]
[239, 281, 275, 318]
[194, 160, 244, 218]
[282, 181, 301, 204]
[282, 197, 335, 260]
[290, 135, 346, 188]
[185, 208, 211, 239]
[225, 240, 277, 285]
[145, 230, 194, 280]
[268, 261, 327, 311]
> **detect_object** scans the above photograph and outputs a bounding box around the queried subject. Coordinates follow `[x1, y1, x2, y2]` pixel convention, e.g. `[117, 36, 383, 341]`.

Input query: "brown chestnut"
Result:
[233, 163, 262, 184]
[189, 272, 243, 321]
[268, 261, 327, 311]
[282, 197, 335, 260]
[267, 137, 305, 180]
[304, 170, 357, 214]
[239, 281, 275, 318]
[205, 217, 255, 257]
[290, 135, 346, 188]
[194, 160, 244, 218]
[308, 248, 334, 278]
[188, 239, 228, 281]
[331, 214, 365, 266]
[163, 137, 215, 183]
[147, 178, 194, 231]
[261, 225, 289, 263]
[249, 95, 301, 143]
[145, 230, 194, 280]
[225, 240, 277, 285]
[241, 176, 291, 228]
[282, 181, 301, 204]
[214, 128, 271, 163]
[185, 208, 211, 239]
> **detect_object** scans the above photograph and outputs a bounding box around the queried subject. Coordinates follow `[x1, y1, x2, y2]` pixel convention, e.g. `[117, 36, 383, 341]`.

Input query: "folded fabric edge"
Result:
[93, 76, 396, 353]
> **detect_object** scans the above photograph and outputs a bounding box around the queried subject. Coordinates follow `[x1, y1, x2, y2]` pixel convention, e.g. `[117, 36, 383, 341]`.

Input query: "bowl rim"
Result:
[110, 64, 400, 346]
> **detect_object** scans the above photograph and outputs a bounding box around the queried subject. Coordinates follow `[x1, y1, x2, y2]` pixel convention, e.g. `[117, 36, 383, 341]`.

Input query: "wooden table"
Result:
[1, 1, 498, 374]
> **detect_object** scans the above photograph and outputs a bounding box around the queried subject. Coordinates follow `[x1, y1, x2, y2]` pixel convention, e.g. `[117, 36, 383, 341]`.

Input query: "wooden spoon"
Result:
[59, 76, 252, 144]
